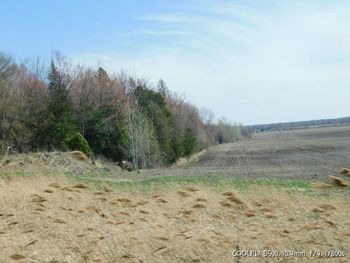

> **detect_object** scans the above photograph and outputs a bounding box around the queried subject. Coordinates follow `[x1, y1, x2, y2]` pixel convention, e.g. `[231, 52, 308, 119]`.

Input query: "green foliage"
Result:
[96, 67, 109, 80]
[171, 132, 185, 159]
[48, 62, 72, 118]
[161, 139, 176, 164]
[135, 85, 167, 110]
[84, 109, 130, 161]
[65, 132, 93, 157]
[45, 61, 78, 150]
[45, 116, 76, 149]
[109, 120, 130, 161]
[183, 128, 197, 156]
[134, 85, 177, 164]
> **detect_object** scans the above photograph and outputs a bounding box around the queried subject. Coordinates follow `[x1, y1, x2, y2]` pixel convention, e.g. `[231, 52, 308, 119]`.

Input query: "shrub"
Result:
[65, 132, 93, 157]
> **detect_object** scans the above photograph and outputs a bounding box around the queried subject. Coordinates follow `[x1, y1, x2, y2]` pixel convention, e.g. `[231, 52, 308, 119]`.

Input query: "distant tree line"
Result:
[247, 117, 350, 133]
[0, 51, 248, 168]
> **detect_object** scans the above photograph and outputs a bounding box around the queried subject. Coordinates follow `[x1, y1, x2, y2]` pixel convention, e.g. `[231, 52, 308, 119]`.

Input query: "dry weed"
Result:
[70, 151, 88, 161]
[177, 191, 191, 197]
[184, 186, 200, 192]
[340, 167, 350, 176]
[192, 203, 206, 209]
[311, 182, 332, 189]
[329, 175, 348, 187]
[0, 176, 349, 263]
[243, 209, 256, 217]
[72, 183, 89, 189]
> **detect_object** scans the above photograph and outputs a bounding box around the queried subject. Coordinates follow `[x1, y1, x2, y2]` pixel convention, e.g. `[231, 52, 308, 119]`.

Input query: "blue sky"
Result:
[1, 0, 350, 124]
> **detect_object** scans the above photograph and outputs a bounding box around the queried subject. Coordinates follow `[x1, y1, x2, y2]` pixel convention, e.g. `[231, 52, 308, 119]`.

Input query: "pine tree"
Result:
[183, 128, 197, 156]
[46, 61, 92, 155]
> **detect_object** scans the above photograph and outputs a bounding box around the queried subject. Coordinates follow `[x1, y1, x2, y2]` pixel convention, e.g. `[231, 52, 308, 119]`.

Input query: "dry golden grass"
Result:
[311, 182, 333, 189]
[174, 149, 208, 167]
[329, 175, 348, 187]
[70, 151, 88, 161]
[0, 176, 350, 263]
[72, 182, 89, 189]
[340, 167, 350, 177]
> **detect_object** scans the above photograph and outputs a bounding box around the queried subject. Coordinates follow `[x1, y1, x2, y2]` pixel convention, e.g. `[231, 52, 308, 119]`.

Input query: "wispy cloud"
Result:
[136, 14, 183, 23]
[75, 1, 350, 124]
[136, 29, 191, 36]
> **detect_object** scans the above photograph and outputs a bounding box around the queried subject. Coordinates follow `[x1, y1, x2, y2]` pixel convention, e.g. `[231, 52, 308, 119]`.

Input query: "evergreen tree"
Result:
[134, 84, 176, 164]
[96, 67, 109, 80]
[82, 68, 130, 161]
[84, 109, 130, 161]
[45, 61, 92, 155]
[183, 128, 197, 156]
[170, 132, 185, 159]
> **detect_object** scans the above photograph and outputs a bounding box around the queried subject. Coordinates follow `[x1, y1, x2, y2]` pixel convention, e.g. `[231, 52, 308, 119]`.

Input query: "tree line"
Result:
[0, 51, 249, 168]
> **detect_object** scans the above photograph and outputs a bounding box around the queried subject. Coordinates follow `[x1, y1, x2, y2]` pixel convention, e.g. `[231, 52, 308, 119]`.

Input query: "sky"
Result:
[1, 0, 350, 125]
